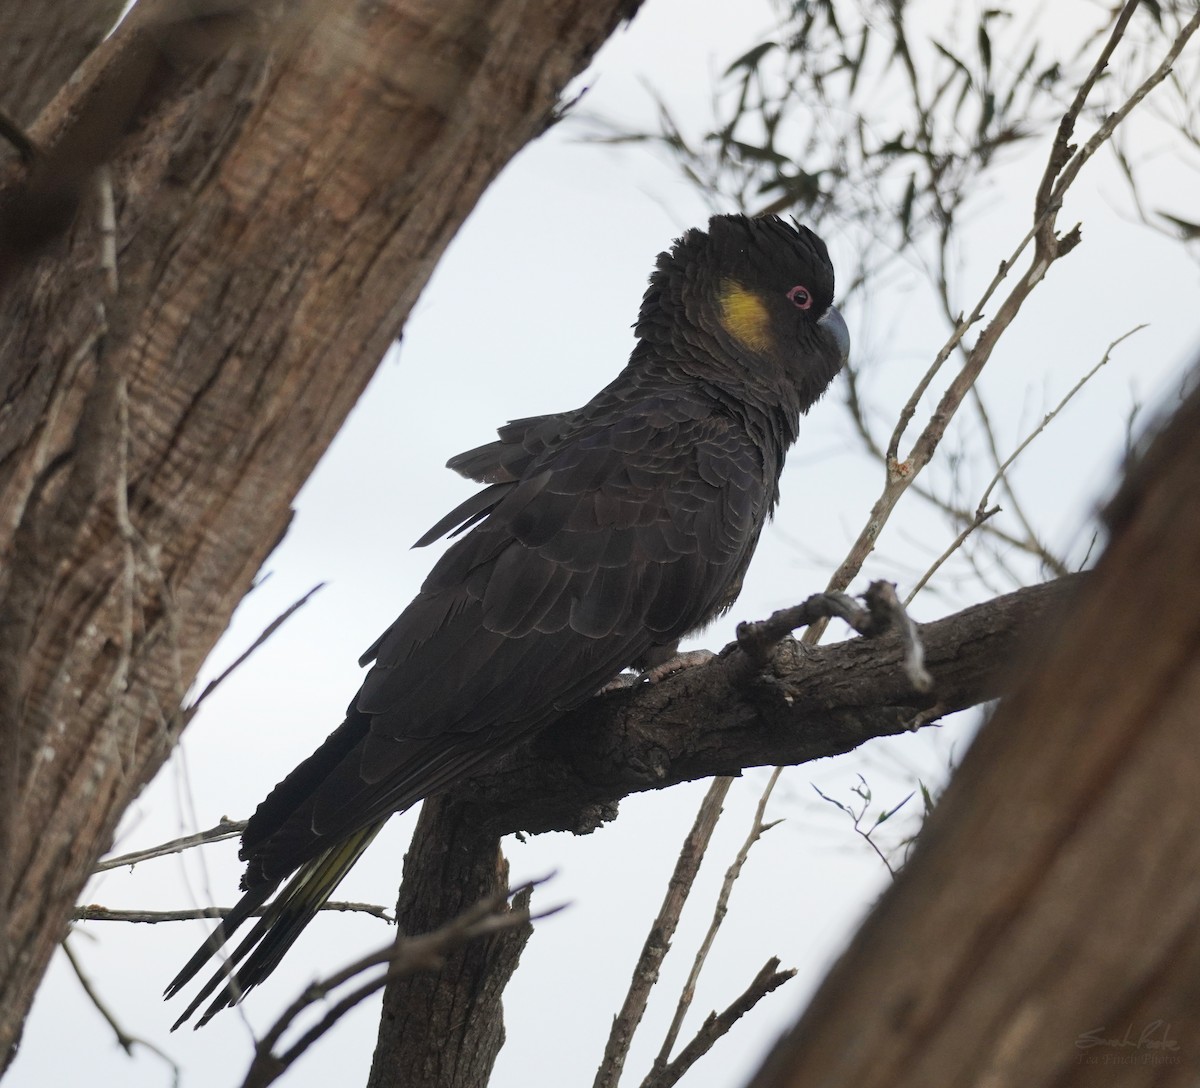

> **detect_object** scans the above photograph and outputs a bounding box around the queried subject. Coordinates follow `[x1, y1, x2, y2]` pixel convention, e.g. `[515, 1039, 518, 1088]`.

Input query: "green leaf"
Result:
[979, 26, 992, 80]
[848, 24, 870, 96]
[899, 172, 917, 239]
[873, 791, 914, 829]
[1158, 211, 1200, 240]
[932, 39, 973, 83]
[979, 90, 996, 135]
[811, 783, 854, 819]
[728, 140, 790, 165]
[723, 40, 776, 78]
[1001, 43, 1039, 115]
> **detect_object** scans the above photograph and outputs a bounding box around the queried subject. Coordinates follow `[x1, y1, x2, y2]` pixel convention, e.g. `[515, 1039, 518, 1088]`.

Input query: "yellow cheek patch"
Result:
[718, 281, 774, 353]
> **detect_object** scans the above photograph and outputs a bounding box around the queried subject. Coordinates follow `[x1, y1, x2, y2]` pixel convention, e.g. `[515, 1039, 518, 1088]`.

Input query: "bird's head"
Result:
[636, 214, 849, 417]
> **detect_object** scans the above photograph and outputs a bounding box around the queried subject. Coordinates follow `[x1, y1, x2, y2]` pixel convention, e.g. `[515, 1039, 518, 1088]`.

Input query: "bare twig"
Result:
[241, 880, 550, 1088]
[967, 386, 1059, 574]
[904, 324, 1145, 605]
[74, 900, 393, 923]
[824, 7, 1198, 618]
[843, 359, 1069, 573]
[95, 818, 247, 872]
[976, 325, 1147, 517]
[640, 958, 795, 1088]
[593, 779, 732, 1088]
[632, 579, 925, 1087]
[109, 364, 188, 757]
[649, 768, 785, 1081]
[1033, 0, 1141, 224]
[734, 591, 867, 667]
[609, 580, 924, 1088]
[184, 582, 325, 720]
[906, 505, 1000, 605]
[812, 775, 915, 878]
[62, 939, 181, 1086]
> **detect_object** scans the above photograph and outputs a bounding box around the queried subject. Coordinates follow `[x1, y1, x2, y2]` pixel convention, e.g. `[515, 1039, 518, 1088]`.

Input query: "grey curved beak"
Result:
[818, 305, 850, 365]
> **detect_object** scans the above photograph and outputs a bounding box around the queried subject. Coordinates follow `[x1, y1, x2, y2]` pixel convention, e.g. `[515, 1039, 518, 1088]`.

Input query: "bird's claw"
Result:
[598, 648, 716, 694]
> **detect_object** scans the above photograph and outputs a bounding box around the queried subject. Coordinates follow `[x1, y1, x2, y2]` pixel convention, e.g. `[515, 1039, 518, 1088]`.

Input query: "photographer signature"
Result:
[1076, 1021, 1180, 1051]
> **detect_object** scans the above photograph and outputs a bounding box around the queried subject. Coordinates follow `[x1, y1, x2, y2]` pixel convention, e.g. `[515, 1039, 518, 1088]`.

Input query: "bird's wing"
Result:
[242, 395, 770, 880]
[408, 412, 581, 547]
[443, 410, 573, 483]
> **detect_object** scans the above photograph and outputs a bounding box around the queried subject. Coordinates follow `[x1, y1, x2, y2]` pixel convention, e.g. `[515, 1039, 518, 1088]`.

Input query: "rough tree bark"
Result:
[746, 363, 1200, 1088]
[0, 2, 126, 128]
[368, 795, 533, 1088]
[446, 573, 1082, 839]
[0, 0, 640, 1065]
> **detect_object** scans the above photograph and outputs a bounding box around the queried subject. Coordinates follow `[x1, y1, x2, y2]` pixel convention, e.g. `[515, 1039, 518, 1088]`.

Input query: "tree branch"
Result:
[642, 958, 795, 1088]
[593, 777, 733, 1088]
[244, 881, 545, 1088]
[62, 939, 181, 1085]
[649, 767, 786, 1080]
[74, 900, 392, 924]
[457, 573, 1083, 841]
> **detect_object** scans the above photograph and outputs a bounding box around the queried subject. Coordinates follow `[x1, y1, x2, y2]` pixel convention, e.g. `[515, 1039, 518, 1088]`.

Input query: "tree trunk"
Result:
[747, 362, 1200, 1087]
[0, 0, 638, 1065]
[368, 796, 531, 1088]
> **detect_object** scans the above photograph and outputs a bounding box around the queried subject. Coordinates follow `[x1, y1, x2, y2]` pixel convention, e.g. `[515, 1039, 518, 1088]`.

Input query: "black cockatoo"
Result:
[167, 213, 849, 1026]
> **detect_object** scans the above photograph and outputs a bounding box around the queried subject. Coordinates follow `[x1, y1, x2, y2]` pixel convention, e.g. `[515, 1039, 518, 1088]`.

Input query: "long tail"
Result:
[165, 821, 384, 1029]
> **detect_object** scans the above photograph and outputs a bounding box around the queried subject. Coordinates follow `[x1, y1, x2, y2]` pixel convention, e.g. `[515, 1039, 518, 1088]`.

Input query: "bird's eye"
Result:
[787, 285, 813, 310]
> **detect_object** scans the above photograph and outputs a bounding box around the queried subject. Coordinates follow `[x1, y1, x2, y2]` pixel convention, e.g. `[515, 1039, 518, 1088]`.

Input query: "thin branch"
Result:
[843, 360, 1069, 571]
[648, 768, 785, 1082]
[109, 364, 188, 750]
[906, 505, 1000, 605]
[1043, 7, 1200, 217]
[824, 9, 1197, 616]
[95, 818, 247, 872]
[967, 386, 1058, 574]
[976, 324, 1147, 516]
[640, 959, 795, 1088]
[1033, 0, 1140, 221]
[97, 165, 118, 296]
[592, 779, 732, 1088]
[910, 123, 1066, 581]
[184, 582, 325, 720]
[812, 776, 915, 878]
[904, 324, 1146, 603]
[74, 900, 393, 923]
[62, 939, 181, 1086]
[241, 880, 551, 1088]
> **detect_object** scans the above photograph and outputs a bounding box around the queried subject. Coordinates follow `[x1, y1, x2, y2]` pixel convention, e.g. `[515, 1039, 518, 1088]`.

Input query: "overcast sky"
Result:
[10, 1, 1199, 1087]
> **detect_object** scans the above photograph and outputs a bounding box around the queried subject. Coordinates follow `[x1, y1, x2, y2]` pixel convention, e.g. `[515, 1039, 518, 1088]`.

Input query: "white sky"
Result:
[10, 1, 1198, 1087]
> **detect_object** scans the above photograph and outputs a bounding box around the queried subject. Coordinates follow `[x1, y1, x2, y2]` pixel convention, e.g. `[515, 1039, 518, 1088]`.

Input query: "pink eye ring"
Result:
[787, 285, 813, 310]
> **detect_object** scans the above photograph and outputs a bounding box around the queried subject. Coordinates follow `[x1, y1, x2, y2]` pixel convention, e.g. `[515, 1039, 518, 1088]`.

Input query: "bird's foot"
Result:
[642, 647, 716, 683]
[598, 671, 641, 694]
[598, 648, 717, 694]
